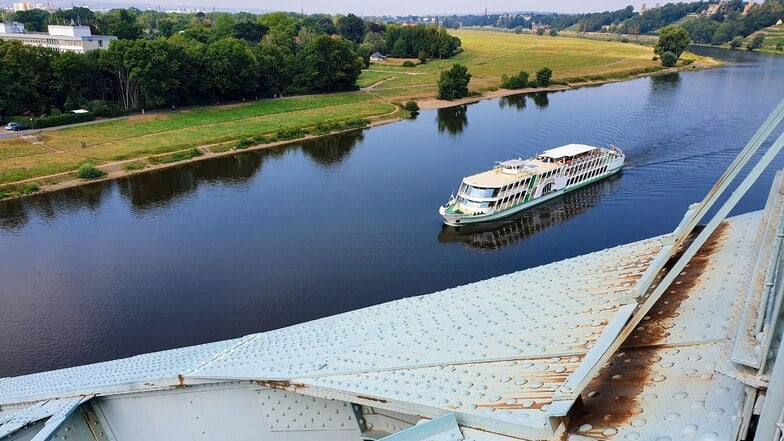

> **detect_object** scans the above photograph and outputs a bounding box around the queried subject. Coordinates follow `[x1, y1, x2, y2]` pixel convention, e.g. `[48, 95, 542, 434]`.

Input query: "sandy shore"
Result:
[0, 63, 712, 201]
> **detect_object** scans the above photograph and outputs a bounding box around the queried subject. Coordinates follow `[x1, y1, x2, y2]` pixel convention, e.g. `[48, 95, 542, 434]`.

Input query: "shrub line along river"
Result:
[1, 46, 783, 378]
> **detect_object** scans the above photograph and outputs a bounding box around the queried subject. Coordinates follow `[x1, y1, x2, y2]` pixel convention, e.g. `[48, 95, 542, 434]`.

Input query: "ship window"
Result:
[465, 186, 495, 198]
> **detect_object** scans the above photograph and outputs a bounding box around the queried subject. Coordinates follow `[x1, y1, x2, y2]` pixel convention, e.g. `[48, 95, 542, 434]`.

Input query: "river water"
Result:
[1, 47, 783, 377]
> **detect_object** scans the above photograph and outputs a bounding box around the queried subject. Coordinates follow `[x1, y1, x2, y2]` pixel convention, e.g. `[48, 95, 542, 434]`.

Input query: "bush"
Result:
[275, 127, 306, 140]
[86, 100, 129, 117]
[682, 59, 694, 65]
[730, 36, 743, 49]
[536, 28, 545, 36]
[652, 56, 659, 61]
[747, 34, 765, 51]
[501, 71, 530, 89]
[20, 182, 39, 195]
[150, 148, 203, 164]
[236, 138, 254, 149]
[437, 64, 472, 100]
[527, 79, 539, 88]
[402, 60, 416, 67]
[536, 67, 553, 87]
[403, 101, 420, 113]
[123, 161, 147, 171]
[621, 37, 629, 43]
[76, 162, 106, 180]
[10, 112, 95, 129]
[777, 43, 783, 51]
[661, 51, 678, 67]
[549, 28, 558, 37]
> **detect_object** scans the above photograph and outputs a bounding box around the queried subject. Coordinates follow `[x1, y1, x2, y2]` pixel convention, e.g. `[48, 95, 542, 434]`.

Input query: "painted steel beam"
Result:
[379, 414, 462, 441]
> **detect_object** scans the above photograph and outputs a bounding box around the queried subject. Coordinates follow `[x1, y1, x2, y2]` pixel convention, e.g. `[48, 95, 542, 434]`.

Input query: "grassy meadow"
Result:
[359, 28, 678, 99]
[0, 28, 711, 192]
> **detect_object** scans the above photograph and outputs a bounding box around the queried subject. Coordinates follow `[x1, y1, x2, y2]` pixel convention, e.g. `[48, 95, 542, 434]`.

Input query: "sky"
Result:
[73, 0, 646, 15]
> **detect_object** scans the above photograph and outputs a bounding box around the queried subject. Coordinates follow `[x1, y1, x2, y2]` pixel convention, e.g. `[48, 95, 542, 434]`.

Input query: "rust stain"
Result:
[625, 222, 728, 349]
[254, 379, 306, 391]
[567, 222, 729, 437]
[176, 374, 185, 387]
[355, 394, 388, 403]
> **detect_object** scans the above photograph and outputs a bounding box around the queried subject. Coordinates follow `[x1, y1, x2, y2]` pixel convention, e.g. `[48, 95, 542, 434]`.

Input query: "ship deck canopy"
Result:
[539, 143, 597, 159]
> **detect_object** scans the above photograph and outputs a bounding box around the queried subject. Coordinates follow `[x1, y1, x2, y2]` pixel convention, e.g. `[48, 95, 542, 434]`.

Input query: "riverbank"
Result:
[0, 62, 709, 201]
[0, 29, 722, 201]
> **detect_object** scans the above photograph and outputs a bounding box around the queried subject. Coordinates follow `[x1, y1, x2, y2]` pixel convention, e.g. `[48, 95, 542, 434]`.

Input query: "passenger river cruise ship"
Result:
[439, 144, 624, 226]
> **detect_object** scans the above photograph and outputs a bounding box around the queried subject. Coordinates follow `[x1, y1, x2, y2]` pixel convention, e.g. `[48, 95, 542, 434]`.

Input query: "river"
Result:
[1, 47, 783, 377]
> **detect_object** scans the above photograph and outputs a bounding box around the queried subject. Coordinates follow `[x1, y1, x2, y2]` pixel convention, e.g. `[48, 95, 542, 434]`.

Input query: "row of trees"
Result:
[681, 1, 784, 45]
[0, 33, 361, 117]
[0, 8, 463, 118]
[432, 1, 782, 43]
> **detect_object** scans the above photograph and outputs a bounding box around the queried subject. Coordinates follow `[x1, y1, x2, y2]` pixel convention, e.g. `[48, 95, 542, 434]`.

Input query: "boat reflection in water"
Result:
[438, 174, 621, 251]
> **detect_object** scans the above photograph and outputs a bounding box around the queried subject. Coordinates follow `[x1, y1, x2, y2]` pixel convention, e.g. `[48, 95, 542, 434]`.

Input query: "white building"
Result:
[12, 1, 45, 11]
[0, 23, 116, 53]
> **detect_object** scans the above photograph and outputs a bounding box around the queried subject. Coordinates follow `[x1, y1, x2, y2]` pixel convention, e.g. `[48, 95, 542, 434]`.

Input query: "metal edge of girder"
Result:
[0, 396, 89, 441]
[732, 170, 784, 369]
[26, 396, 91, 441]
[552, 303, 636, 401]
[0, 376, 230, 408]
[379, 414, 462, 441]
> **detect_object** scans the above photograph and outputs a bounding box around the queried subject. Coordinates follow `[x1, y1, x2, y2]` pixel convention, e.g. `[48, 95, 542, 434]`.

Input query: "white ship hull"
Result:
[440, 144, 624, 226]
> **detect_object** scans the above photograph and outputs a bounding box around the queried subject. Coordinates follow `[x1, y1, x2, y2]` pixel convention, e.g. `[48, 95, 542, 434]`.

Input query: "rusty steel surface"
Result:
[566, 211, 765, 440]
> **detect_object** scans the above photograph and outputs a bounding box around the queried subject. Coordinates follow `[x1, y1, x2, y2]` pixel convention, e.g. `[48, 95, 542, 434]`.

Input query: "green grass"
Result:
[360, 29, 677, 100]
[356, 70, 396, 87]
[0, 138, 51, 160]
[122, 161, 148, 171]
[0, 93, 396, 185]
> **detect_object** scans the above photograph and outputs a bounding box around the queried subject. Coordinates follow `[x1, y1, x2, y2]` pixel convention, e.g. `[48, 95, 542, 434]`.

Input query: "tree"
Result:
[661, 51, 678, 67]
[391, 38, 407, 58]
[730, 36, 744, 49]
[549, 28, 558, 37]
[288, 35, 361, 94]
[362, 31, 385, 52]
[337, 13, 366, 44]
[98, 9, 143, 40]
[655, 25, 690, 60]
[536, 67, 553, 87]
[747, 34, 765, 50]
[233, 21, 268, 43]
[205, 38, 259, 99]
[12, 9, 49, 32]
[437, 64, 471, 100]
[536, 27, 545, 35]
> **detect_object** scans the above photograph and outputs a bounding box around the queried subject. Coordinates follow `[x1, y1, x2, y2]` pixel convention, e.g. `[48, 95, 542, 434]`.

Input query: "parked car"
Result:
[4, 122, 29, 131]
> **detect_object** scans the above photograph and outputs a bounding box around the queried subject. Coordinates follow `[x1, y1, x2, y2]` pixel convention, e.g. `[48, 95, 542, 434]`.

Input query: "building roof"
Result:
[539, 143, 597, 159]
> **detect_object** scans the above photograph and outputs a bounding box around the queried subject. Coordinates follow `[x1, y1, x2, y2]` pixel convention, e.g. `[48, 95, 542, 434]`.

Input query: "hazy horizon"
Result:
[43, 0, 648, 15]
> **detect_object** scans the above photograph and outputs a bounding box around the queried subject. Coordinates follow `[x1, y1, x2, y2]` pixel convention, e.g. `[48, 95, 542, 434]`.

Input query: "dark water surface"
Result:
[2, 47, 783, 377]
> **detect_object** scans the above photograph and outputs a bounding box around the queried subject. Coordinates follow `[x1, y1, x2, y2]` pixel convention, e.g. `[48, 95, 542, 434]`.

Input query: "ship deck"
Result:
[463, 159, 558, 188]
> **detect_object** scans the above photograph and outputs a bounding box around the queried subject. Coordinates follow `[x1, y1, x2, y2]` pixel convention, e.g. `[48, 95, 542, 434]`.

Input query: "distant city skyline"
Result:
[182, 1, 645, 15]
[15, 0, 651, 15]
